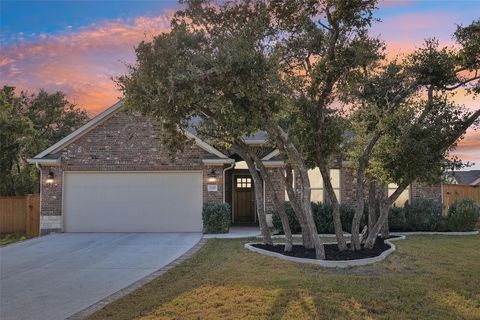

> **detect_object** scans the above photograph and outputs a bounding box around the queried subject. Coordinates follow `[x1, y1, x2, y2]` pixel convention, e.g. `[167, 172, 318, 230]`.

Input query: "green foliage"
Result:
[404, 198, 443, 231]
[445, 199, 480, 232]
[388, 206, 407, 231]
[202, 202, 231, 234]
[271, 202, 302, 234]
[0, 233, 27, 246]
[272, 202, 360, 234]
[0, 86, 88, 195]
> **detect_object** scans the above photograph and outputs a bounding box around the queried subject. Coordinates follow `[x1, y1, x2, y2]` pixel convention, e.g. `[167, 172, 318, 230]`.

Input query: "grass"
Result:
[0, 233, 27, 246]
[88, 235, 480, 320]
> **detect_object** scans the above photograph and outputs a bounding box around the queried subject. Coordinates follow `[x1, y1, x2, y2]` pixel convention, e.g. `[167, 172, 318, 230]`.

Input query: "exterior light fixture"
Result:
[207, 168, 217, 182]
[46, 170, 54, 184]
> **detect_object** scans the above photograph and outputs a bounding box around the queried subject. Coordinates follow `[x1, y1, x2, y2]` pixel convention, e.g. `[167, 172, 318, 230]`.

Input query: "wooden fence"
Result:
[0, 194, 40, 237]
[442, 184, 480, 216]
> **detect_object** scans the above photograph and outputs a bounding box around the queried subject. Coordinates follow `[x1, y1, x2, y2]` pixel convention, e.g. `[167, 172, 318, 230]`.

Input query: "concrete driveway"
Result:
[0, 233, 202, 320]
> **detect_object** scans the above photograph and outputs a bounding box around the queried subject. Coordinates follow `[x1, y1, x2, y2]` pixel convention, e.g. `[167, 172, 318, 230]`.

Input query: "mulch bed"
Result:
[252, 237, 394, 261]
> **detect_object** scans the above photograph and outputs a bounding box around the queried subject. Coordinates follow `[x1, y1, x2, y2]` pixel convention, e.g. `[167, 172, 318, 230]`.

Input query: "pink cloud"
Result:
[0, 15, 172, 115]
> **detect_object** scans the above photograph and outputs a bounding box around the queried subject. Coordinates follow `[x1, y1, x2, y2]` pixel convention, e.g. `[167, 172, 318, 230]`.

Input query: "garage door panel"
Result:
[64, 172, 203, 232]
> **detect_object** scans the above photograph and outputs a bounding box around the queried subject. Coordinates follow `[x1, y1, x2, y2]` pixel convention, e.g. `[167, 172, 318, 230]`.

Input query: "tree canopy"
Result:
[0, 86, 89, 195]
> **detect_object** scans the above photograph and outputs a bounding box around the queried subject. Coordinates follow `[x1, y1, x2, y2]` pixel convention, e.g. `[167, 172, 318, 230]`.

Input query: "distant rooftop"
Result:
[447, 170, 480, 185]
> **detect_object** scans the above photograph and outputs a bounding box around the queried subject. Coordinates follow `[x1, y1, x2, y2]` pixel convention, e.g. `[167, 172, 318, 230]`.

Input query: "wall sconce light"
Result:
[207, 168, 217, 182]
[46, 170, 54, 184]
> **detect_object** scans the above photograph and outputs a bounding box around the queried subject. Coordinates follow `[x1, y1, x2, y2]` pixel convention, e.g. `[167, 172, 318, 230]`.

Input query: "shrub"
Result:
[312, 202, 334, 233]
[340, 204, 358, 233]
[272, 201, 359, 234]
[444, 199, 480, 232]
[202, 202, 231, 233]
[272, 202, 301, 233]
[404, 198, 443, 231]
[389, 206, 407, 231]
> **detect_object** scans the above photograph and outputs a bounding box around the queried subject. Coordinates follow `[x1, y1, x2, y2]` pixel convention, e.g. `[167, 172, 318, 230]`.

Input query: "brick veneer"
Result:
[340, 167, 442, 209]
[264, 168, 286, 213]
[39, 109, 224, 233]
[37, 108, 443, 233]
[410, 182, 442, 201]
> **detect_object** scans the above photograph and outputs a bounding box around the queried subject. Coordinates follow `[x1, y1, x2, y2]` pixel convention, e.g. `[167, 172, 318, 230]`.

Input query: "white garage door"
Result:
[63, 171, 203, 232]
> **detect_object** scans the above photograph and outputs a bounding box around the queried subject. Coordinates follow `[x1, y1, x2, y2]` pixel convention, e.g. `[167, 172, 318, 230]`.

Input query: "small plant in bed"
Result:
[252, 237, 394, 261]
[202, 202, 231, 234]
[0, 233, 27, 246]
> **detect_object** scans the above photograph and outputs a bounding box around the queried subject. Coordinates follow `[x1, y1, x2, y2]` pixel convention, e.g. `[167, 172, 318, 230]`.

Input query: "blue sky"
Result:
[1, 0, 180, 44]
[1, 0, 479, 167]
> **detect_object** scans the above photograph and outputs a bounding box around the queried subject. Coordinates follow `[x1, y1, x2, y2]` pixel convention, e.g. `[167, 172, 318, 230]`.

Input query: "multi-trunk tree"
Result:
[346, 20, 480, 249]
[117, 0, 479, 256]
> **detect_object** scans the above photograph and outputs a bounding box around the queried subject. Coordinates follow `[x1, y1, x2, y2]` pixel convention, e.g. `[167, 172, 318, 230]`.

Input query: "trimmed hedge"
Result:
[272, 202, 364, 234]
[444, 199, 480, 232]
[273, 198, 479, 234]
[202, 202, 231, 233]
[388, 206, 407, 231]
[403, 198, 443, 231]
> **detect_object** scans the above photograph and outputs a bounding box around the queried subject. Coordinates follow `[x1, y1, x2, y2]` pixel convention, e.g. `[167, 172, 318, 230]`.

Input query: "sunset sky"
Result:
[1, 0, 479, 168]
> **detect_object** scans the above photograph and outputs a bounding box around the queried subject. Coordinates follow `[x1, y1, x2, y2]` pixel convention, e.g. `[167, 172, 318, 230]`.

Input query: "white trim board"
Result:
[262, 149, 280, 160]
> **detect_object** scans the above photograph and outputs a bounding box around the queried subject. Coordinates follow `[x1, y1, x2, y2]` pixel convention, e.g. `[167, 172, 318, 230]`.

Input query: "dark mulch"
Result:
[252, 238, 392, 261]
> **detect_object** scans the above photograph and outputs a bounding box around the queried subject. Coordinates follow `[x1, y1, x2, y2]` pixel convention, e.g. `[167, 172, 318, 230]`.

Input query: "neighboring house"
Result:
[445, 170, 480, 186]
[28, 101, 441, 234]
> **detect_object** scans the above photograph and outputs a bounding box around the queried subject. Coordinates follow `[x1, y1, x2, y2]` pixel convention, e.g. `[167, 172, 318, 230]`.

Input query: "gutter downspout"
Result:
[223, 162, 235, 203]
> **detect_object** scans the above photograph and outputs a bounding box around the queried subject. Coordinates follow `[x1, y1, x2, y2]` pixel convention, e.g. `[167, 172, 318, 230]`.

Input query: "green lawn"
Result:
[0, 233, 27, 246]
[88, 235, 480, 320]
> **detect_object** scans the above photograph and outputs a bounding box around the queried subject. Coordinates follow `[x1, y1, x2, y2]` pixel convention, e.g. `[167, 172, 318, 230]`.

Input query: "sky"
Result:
[1, 0, 479, 168]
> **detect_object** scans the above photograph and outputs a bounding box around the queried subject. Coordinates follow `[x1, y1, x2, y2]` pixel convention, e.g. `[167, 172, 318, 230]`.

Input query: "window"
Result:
[330, 169, 341, 202]
[388, 183, 410, 207]
[235, 161, 248, 169]
[236, 177, 252, 189]
[308, 168, 324, 203]
[285, 168, 340, 203]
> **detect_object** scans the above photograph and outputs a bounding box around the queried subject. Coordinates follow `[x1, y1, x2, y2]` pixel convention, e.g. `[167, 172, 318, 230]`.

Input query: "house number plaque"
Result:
[207, 184, 218, 192]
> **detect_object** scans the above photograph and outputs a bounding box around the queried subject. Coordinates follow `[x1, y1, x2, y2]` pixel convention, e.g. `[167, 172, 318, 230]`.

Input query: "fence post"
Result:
[26, 195, 31, 237]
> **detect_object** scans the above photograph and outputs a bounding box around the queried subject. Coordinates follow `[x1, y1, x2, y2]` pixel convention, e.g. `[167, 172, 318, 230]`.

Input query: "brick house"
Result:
[28, 101, 441, 234]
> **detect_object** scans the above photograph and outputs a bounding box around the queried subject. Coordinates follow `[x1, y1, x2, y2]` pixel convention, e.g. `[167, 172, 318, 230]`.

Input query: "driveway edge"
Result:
[66, 238, 207, 320]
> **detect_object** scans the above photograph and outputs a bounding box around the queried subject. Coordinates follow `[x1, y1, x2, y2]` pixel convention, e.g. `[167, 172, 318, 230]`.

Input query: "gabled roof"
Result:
[447, 170, 480, 185]
[27, 100, 230, 165]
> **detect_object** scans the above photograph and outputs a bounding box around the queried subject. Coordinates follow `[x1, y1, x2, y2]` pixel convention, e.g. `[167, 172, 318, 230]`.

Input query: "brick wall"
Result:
[339, 167, 442, 208]
[264, 167, 286, 213]
[410, 182, 442, 202]
[39, 109, 224, 233]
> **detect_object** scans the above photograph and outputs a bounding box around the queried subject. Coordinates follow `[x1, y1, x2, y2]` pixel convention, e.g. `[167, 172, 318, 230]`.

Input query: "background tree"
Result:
[0, 86, 88, 195]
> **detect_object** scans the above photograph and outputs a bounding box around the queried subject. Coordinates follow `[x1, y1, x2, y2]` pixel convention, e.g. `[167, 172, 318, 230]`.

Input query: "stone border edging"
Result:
[266, 230, 478, 239]
[66, 238, 207, 320]
[244, 236, 406, 268]
[390, 230, 478, 236]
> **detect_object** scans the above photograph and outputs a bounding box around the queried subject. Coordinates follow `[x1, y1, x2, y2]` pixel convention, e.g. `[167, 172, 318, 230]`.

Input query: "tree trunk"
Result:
[317, 162, 348, 251]
[367, 180, 377, 233]
[249, 150, 293, 252]
[350, 132, 381, 251]
[364, 182, 408, 248]
[285, 165, 312, 248]
[269, 125, 325, 259]
[381, 218, 390, 238]
[233, 142, 272, 246]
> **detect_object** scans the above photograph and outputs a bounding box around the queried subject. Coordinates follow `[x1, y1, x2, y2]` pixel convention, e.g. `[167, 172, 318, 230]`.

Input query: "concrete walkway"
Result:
[0, 233, 202, 320]
[203, 226, 261, 238]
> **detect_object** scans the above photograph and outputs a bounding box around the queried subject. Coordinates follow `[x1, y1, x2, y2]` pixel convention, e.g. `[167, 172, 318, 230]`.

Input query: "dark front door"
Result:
[233, 175, 255, 224]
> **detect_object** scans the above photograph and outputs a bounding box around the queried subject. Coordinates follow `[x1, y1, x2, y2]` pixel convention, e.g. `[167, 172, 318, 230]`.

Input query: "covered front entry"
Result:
[232, 175, 256, 224]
